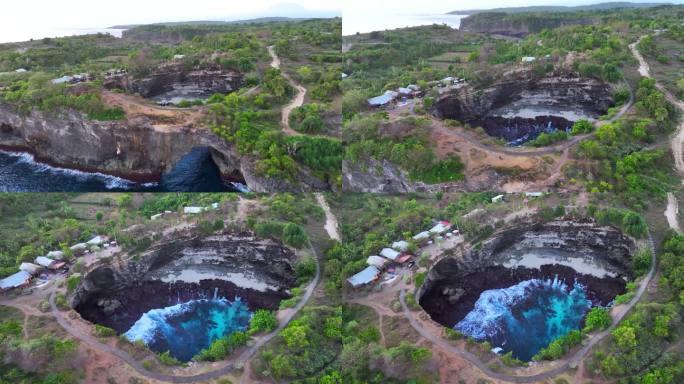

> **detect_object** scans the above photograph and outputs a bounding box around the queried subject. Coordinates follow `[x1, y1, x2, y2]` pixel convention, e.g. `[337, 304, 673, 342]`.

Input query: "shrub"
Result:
[93, 324, 116, 337]
[583, 307, 612, 332]
[158, 350, 181, 366]
[249, 310, 278, 334]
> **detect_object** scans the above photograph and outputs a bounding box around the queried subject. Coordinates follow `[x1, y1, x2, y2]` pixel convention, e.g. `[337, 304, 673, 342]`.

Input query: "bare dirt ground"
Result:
[315, 193, 341, 241]
[665, 192, 681, 232]
[101, 91, 204, 131]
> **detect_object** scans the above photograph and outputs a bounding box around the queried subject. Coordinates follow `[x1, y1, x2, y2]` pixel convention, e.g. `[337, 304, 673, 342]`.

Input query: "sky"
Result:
[0, 1, 341, 43]
[342, 0, 684, 35]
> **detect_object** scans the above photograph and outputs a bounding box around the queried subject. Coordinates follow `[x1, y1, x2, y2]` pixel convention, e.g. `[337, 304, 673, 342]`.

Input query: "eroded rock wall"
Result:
[71, 232, 298, 332]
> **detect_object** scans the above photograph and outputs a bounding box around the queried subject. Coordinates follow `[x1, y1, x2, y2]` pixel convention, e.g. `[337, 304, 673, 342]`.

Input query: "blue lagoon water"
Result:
[455, 277, 591, 361]
[124, 296, 252, 362]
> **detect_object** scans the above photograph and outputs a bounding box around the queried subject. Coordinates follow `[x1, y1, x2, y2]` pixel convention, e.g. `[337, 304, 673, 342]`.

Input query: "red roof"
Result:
[396, 254, 412, 264]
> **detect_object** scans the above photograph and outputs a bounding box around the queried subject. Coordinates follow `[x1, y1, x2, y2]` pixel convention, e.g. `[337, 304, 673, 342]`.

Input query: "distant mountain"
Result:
[110, 17, 306, 29]
[110, 3, 340, 29]
[448, 2, 672, 15]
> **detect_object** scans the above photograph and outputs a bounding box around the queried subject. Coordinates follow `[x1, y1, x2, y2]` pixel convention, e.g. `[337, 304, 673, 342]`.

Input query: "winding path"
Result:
[48, 245, 321, 383]
[630, 36, 684, 230]
[400, 228, 656, 383]
[267, 45, 307, 136]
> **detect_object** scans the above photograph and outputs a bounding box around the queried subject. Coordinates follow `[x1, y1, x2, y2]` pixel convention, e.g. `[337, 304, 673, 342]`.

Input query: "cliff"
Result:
[432, 69, 613, 122]
[0, 104, 328, 192]
[71, 231, 298, 332]
[459, 13, 596, 37]
[417, 218, 636, 327]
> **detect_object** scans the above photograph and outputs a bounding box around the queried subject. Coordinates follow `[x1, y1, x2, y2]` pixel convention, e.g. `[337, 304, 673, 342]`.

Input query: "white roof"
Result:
[380, 248, 400, 261]
[184, 206, 204, 214]
[47, 250, 65, 259]
[87, 236, 105, 245]
[392, 240, 409, 252]
[151, 213, 163, 220]
[173, 54, 186, 59]
[35, 256, 55, 267]
[366, 255, 389, 268]
[19, 262, 42, 274]
[397, 87, 412, 94]
[51, 75, 72, 84]
[522, 56, 536, 62]
[492, 194, 505, 203]
[70, 243, 87, 251]
[15, 68, 27, 73]
[525, 192, 544, 197]
[413, 231, 430, 241]
[429, 223, 450, 234]
[211, 202, 219, 209]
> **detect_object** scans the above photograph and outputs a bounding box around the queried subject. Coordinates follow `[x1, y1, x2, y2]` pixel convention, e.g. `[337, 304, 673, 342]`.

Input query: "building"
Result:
[35, 257, 66, 270]
[0, 271, 32, 291]
[47, 250, 65, 260]
[413, 231, 430, 242]
[491, 194, 505, 203]
[70, 243, 87, 255]
[392, 240, 409, 252]
[525, 192, 545, 198]
[15, 68, 27, 73]
[19, 262, 43, 275]
[367, 90, 398, 107]
[429, 221, 452, 235]
[184, 206, 205, 214]
[347, 266, 381, 288]
[341, 72, 348, 79]
[151, 213, 164, 221]
[51, 75, 73, 85]
[379, 248, 401, 261]
[173, 54, 186, 60]
[87, 236, 106, 246]
[366, 255, 389, 269]
[521, 56, 536, 63]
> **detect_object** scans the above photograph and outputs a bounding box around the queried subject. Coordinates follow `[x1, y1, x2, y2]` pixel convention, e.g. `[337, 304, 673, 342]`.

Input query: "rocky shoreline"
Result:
[417, 218, 636, 328]
[419, 263, 626, 328]
[71, 232, 299, 334]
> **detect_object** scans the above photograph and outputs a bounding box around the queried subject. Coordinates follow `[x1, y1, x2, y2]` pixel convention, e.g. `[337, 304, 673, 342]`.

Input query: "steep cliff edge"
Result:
[71, 231, 298, 332]
[459, 13, 596, 37]
[0, 104, 329, 192]
[417, 218, 636, 327]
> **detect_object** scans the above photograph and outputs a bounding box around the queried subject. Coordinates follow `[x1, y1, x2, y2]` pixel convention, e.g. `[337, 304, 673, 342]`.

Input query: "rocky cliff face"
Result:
[103, 62, 243, 99]
[418, 218, 635, 327]
[432, 70, 613, 123]
[0, 104, 329, 192]
[71, 231, 298, 332]
[459, 13, 596, 37]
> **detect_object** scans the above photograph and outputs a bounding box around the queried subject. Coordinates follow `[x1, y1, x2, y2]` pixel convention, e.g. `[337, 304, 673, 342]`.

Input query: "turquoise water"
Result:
[124, 296, 252, 361]
[455, 278, 591, 361]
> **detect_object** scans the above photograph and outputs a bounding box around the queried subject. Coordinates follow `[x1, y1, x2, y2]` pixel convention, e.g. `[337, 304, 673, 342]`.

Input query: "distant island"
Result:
[448, 1, 672, 15]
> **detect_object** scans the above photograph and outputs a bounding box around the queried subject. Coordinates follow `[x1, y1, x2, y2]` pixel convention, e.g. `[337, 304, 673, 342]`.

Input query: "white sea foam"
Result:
[1, 149, 157, 189]
[455, 277, 570, 339]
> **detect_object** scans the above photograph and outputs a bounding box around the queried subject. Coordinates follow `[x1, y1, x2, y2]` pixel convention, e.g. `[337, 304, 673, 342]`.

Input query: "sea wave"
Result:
[1, 149, 157, 190]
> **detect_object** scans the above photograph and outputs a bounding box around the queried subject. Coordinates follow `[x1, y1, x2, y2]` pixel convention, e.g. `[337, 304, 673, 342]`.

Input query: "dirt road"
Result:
[315, 193, 341, 241]
[631, 35, 684, 231]
[267, 45, 306, 136]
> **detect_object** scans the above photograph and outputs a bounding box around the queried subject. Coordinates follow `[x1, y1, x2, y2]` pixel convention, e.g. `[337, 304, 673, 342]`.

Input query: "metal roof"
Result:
[0, 271, 31, 290]
[367, 90, 398, 106]
[380, 248, 400, 261]
[366, 255, 389, 268]
[35, 256, 55, 267]
[392, 240, 409, 251]
[413, 231, 430, 241]
[347, 265, 380, 287]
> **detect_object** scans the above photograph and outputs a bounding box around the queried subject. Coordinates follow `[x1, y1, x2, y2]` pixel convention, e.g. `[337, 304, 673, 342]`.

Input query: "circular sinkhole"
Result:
[71, 232, 297, 362]
[431, 71, 616, 146]
[418, 218, 636, 361]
